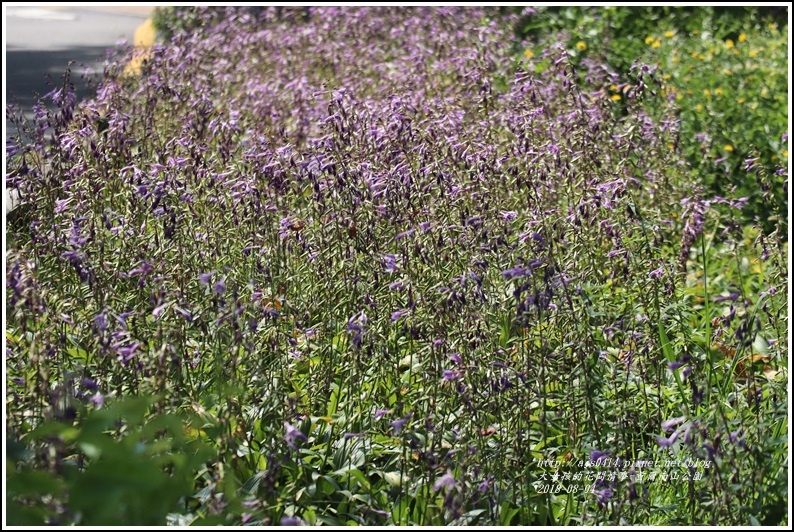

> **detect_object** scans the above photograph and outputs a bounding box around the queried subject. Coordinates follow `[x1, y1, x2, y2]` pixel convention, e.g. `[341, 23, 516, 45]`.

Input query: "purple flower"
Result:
[713, 292, 739, 303]
[55, 198, 70, 214]
[661, 416, 687, 432]
[433, 470, 458, 492]
[382, 253, 399, 273]
[116, 341, 141, 365]
[152, 303, 169, 318]
[127, 261, 153, 278]
[89, 392, 104, 408]
[94, 310, 108, 333]
[390, 308, 409, 323]
[388, 280, 404, 291]
[649, 266, 665, 279]
[213, 279, 227, 295]
[199, 272, 213, 285]
[114, 311, 133, 329]
[374, 408, 392, 420]
[174, 306, 193, 322]
[667, 361, 684, 371]
[590, 450, 611, 464]
[594, 488, 613, 507]
[500, 210, 517, 221]
[280, 516, 303, 526]
[449, 353, 462, 365]
[389, 413, 411, 434]
[657, 432, 679, 448]
[502, 266, 532, 280]
[284, 422, 308, 451]
[442, 369, 461, 381]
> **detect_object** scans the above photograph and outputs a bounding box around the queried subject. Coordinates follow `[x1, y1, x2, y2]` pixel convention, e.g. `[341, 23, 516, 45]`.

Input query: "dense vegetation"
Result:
[6, 7, 788, 526]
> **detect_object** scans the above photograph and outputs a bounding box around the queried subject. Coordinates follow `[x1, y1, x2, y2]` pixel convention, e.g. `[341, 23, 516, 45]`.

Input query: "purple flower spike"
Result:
[594, 488, 613, 507]
[657, 432, 679, 448]
[284, 422, 308, 451]
[433, 470, 459, 492]
[502, 266, 532, 280]
[590, 450, 611, 464]
[389, 413, 411, 434]
[213, 279, 227, 295]
[382, 253, 399, 273]
[374, 408, 392, 420]
[661, 416, 687, 432]
[442, 369, 460, 381]
[89, 392, 104, 408]
[94, 310, 108, 333]
[199, 272, 213, 285]
[391, 308, 409, 323]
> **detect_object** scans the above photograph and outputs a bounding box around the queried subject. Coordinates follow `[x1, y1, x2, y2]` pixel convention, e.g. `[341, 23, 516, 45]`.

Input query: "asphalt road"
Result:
[5, 5, 154, 141]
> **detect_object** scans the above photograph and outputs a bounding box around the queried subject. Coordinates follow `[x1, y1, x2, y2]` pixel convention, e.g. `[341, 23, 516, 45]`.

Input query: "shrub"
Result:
[514, 6, 788, 231]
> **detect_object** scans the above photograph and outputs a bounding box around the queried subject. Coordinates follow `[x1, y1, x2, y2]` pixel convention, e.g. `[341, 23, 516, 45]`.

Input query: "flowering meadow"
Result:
[5, 7, 789, 526]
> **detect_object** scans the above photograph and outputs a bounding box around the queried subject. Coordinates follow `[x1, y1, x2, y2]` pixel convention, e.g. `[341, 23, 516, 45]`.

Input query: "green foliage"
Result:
[517, 6, 788, 231]
[6, 397, 215, 526]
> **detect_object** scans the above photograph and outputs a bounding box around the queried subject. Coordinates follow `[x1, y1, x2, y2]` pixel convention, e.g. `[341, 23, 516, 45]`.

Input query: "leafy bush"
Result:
[6, 397, 214, 525]
[515, 6, 788, 231]
[5, 6, 788, 526]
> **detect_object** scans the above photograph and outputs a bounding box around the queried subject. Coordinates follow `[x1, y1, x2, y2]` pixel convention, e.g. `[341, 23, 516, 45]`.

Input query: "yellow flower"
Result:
[737, 97, 745, 104]
[691, 51, 699, 59]
[611, 94, 622, 102]
[782, 150, 788, 158]
[662, 74, 671, 80]
[645, 36, 655, 45]
[768, 23, 777, 31]
[652, 39, 661, 48]
[714, 88, 724, 96]
[696, 104, 704, 112]
[692, 29, 699, 35]
[524, 49, 534, 59]
[676, 93, 684, 101]
[722, 69, 732, 75]
[724, 144, 734, 152]
[703, 89, 711, 97]
[725, 39, 734, 49]
[738, 33, 747, 43]
[576, 41, 587, 51]
[672, 57, 680, 64]
[761, 89, 769, 98]
[665, 30, 675, 38]
[749, 50, 757, 58]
